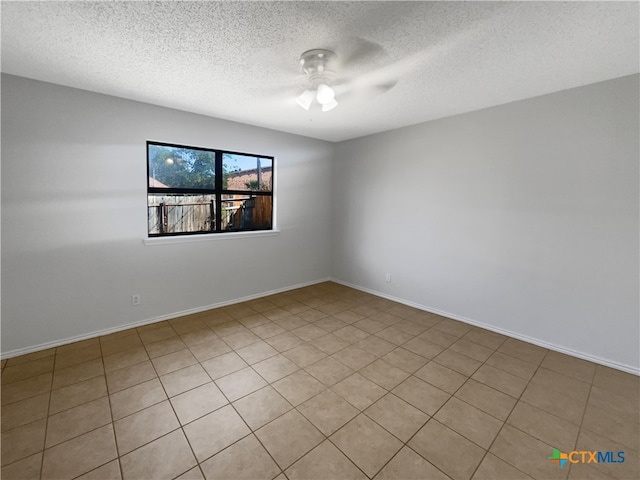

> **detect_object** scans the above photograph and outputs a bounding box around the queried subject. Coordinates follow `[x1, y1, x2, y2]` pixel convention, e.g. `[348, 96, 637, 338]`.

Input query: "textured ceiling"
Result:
[2, 1, 638, 142]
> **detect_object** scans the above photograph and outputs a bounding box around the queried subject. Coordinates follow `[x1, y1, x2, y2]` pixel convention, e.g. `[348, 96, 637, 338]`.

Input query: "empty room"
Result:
[1, 1, 638, 480]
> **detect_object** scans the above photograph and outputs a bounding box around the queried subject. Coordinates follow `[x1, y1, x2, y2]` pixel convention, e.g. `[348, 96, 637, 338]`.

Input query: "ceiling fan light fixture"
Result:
[295, 90, 314, 110]
[316, 84, 335, 105]
[321, 99, 338, 112]
[297, 50, 340, 112]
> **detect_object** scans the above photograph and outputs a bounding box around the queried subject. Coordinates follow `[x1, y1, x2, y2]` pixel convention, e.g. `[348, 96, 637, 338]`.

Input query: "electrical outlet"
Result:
[131, 294, 141, 306]
[385, 273, 391, 283]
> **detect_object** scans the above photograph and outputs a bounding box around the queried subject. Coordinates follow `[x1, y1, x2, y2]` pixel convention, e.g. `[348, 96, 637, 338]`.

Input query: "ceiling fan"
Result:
[295, 49, 340, 112]
[293, 39, 403, 113]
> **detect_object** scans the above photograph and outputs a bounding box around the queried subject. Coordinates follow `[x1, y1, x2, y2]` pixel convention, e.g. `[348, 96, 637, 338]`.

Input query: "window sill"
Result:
[143, 230, 280, 246]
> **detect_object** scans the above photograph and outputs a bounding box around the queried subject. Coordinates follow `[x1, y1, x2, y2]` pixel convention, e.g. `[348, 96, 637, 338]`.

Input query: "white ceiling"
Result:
[2, 1, 638, 142]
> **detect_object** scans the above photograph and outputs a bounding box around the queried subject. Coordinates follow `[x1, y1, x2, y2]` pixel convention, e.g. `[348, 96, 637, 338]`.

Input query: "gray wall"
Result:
[2, 74, 638, 373]
[1, 74, 334, 354]
[331, 75, 639, 372]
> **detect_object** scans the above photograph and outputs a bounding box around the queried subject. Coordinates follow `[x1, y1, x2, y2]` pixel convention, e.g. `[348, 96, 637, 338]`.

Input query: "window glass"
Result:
[147, 142, 274, 237]
[148, 194, 216, 235]
[221, 194, 272, 231]
[148, 144, 216, 190]
[223, 154, 273, 192]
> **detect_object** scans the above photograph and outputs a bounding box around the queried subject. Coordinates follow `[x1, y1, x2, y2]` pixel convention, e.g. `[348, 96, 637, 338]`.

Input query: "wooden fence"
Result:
[148, 194, 271, 234]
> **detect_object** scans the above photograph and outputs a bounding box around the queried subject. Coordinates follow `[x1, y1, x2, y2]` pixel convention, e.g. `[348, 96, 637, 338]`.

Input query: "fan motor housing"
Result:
[300, 49, 337, 85]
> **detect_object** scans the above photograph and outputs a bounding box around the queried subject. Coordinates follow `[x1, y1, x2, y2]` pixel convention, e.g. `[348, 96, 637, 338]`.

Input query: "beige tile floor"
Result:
[1, 282, 638, 480]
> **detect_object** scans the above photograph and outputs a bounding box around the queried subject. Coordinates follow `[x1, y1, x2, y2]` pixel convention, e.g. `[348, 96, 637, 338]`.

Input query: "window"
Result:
[147, 141, 274, 237]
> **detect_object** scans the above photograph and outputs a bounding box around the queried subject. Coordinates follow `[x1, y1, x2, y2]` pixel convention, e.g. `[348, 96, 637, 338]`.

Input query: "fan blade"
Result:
[336, 11, 504, 99]
[334, 46, 439, 100]
[332, 37, 388, 73]
[248, 73, 308, 98]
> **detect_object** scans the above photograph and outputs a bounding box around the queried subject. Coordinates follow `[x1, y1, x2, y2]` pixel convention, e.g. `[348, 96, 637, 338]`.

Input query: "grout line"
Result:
[359, 396, 441, 479]
[369, 330, 539, 479]
[146, 338, 203, 475]
[37, 347, 58, 480]
[323, 437, 377, 480]
[96, 339, 124, 480]
[566, 363, 597, 479]
[466, 347, 552, 480]
[182, 334, 284, 477]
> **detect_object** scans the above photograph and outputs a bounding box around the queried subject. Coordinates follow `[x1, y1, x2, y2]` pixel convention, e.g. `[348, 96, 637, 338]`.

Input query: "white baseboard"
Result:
[331, 277, 640, 376]
[1, 278, 331, 360]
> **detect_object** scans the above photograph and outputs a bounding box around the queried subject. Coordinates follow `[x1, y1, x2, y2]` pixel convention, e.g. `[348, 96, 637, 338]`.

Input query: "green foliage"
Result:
[149, 145, 216, 189]
[149, 146, 255, 190]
